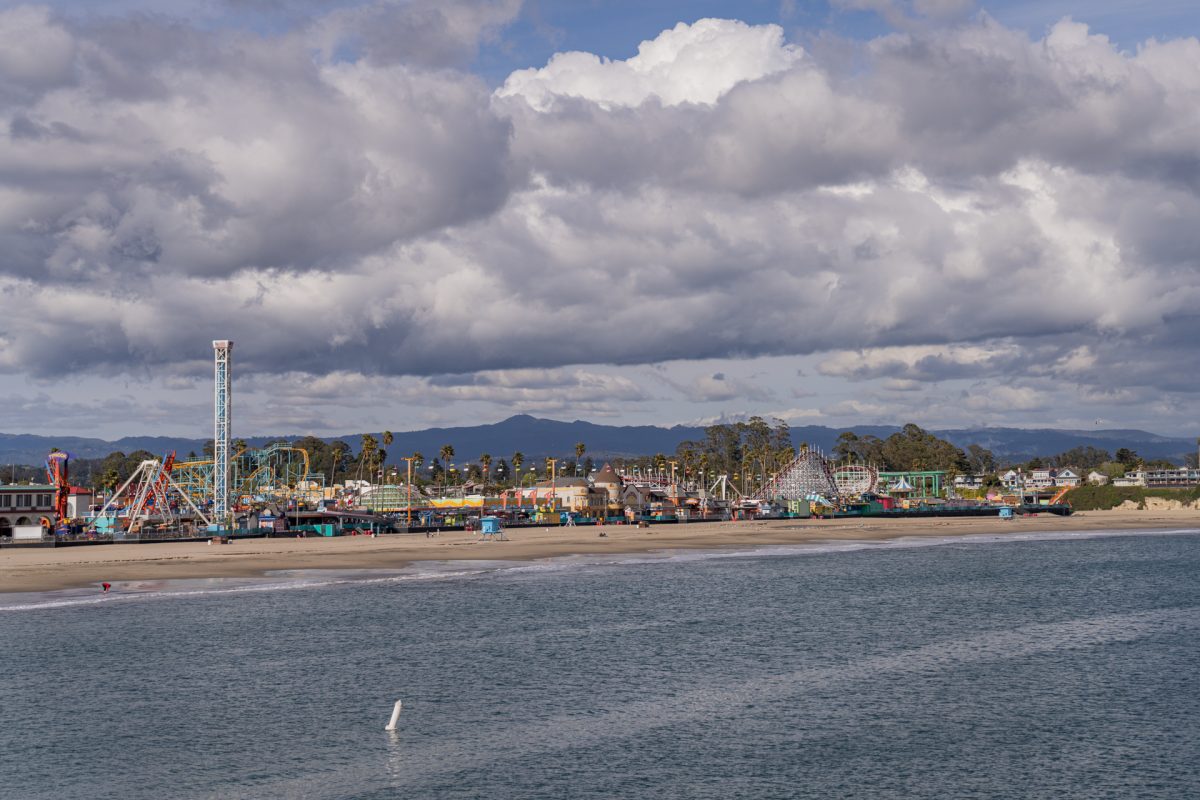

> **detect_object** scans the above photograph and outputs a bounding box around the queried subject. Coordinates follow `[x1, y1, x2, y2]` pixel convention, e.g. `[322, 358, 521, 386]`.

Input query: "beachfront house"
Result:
[953, 474, 985, 489]
[1027, 468, 1056, 488]
[1054, 469, 1081, 487]
[1001, 470, 1023, 490]
[1004, 468, 1079, 490]
[1087, 471, 1110, 485]
[1112, 471, 1147, 487]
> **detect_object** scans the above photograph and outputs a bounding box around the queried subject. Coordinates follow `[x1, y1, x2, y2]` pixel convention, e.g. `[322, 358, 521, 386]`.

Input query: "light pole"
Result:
[402, 456, 415, 527]
[548, 459, 560, 512]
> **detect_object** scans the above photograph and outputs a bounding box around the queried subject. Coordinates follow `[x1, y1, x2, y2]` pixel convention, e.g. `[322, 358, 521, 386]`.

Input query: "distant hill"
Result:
[931, 427, 1195, 465]
[1, 416, 1195, 469]
[0, 434, 217, 466]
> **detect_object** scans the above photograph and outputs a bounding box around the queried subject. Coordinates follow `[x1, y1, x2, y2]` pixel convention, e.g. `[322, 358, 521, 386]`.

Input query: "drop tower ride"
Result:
[213, 340, 233, 527]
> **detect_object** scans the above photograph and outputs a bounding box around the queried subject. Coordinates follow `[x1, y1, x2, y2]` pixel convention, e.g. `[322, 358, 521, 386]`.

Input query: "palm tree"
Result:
[330, 447, 344, 484]
[511, 451, 524, 487]
[440, 444, 455, 485]
[480, 453, 492, 484]
[380, 431, 394, 483]
[678, 445, 696, 481]
[654, 453, 667, 477]
[360, 434, 379, 481]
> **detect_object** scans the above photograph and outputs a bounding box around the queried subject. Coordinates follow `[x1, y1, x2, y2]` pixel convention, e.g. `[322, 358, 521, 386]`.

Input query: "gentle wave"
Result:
[195, 604, 1200, 799]
[0, 566, 493, 612]
[3, 526, 1197, 613]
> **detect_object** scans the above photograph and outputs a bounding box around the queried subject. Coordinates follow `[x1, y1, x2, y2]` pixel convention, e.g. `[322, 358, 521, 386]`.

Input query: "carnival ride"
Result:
[73, 340, 328, 533]
[46, 450, 71, 522]
[232, 444, 324, 505]
[832, 463, 880, 497]
[751, 448, 840, 502]
[90, 452, 212, 531]
[171, 443, 328, 511]
[746, 448, 883, 509]
[617, 468, 675, 489]
[616, 467, 728, 499]
[172, 457, 213, 504]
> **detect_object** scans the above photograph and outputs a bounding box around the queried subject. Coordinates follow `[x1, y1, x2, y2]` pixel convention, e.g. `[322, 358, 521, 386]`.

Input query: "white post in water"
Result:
[385, 700, 403, 731]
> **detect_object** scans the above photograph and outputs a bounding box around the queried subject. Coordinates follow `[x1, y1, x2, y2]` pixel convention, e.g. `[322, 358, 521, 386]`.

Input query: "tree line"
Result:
[8, 424, 1194, 492]
[13, 435, 598, 492]
[669, 416, 795, 492]
[830, 429, 1179, 479]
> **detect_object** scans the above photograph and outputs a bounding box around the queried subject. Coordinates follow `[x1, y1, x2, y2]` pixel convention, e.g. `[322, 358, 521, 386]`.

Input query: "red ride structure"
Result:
[46, 450, 72, 522]
[136, 452, 176, 517]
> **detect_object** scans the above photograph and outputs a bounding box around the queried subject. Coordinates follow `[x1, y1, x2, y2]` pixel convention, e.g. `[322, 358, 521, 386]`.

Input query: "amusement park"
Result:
[0, 340, 1073, 547]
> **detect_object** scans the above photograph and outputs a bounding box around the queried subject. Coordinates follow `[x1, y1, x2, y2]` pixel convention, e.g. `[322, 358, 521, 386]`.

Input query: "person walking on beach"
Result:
[101, 582, 111, 593]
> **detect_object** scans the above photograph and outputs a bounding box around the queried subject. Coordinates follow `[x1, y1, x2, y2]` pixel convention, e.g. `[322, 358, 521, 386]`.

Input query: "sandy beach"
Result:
[2, 509, 1198, 593]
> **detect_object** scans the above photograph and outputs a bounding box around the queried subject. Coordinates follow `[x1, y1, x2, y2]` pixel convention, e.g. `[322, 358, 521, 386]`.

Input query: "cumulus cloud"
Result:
[1, 4, 1200, 433]
[497, 18, 804, 109]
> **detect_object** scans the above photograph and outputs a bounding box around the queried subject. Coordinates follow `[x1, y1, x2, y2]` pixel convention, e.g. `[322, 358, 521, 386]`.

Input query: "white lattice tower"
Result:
[213, 340, 233, 526]
[759, 448, 839, 501]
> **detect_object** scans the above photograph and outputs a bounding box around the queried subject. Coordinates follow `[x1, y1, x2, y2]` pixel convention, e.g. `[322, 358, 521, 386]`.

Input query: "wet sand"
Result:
[2, 509, 1198, 593]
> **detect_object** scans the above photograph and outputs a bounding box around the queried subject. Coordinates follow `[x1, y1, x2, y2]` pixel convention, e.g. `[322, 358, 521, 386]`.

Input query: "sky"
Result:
[2, 0, 1200, 439]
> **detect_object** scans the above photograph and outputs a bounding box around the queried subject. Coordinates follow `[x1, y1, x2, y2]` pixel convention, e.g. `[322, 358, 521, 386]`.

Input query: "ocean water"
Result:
[2, 530, 1199, 799]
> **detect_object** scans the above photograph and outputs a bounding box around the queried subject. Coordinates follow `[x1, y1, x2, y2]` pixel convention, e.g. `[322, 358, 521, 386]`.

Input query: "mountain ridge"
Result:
[1, 415, 1195, 468]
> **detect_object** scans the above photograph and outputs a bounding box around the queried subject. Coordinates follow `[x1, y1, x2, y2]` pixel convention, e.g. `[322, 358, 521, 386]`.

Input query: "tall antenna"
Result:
[213, 340, 233, 528]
